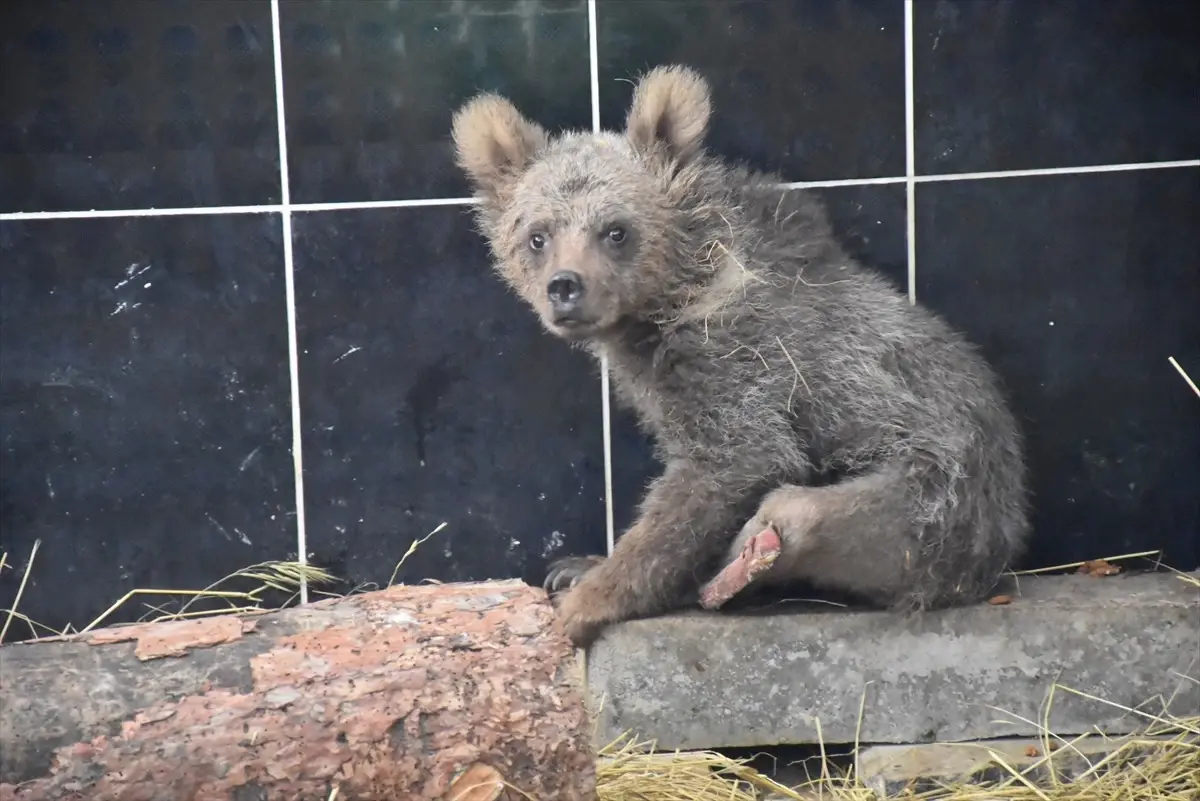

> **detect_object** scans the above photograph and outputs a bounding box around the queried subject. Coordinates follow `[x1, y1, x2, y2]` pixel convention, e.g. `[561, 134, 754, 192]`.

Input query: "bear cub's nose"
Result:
[547, 271, 585, 315]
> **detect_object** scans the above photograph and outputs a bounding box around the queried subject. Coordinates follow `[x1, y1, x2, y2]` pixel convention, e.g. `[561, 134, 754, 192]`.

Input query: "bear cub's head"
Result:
[452, 65, 713, 342]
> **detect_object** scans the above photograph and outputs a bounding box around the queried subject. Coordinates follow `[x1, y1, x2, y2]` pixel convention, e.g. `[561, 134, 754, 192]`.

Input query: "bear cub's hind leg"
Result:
[715, 470, 921, 608]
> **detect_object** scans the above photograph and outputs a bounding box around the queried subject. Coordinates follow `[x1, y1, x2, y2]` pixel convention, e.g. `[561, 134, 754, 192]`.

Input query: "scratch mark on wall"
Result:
[114, 262, 153, 290]
[333, 346, 362, 363]
[239, 446, 262, 472]
[205, 513, 232, 541]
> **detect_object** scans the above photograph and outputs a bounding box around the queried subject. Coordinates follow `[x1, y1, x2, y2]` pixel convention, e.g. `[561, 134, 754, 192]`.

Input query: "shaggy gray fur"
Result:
[451, 65, 1030, 646]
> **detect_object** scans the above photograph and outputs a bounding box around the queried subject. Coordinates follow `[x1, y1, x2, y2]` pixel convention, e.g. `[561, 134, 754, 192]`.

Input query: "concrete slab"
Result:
[585, 571, 1200, 750]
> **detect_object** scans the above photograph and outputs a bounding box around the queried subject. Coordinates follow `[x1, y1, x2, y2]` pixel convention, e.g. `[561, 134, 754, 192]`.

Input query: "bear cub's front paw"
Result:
[554, 580, 614, 648]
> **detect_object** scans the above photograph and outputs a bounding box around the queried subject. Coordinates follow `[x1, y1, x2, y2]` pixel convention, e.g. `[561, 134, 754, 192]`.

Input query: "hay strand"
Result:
[0, 539, 41, 644]
[74, 559, 337, 634]
[387, 520, 448, 587]
[1006, 550, 1161, 576]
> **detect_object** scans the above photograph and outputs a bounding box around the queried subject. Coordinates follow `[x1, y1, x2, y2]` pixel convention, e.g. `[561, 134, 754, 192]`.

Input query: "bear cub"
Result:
[452, 65, 1031, 647]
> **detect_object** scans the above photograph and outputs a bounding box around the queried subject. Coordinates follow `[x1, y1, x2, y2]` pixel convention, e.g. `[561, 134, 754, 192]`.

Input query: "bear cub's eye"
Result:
[529, 233, 547, 252]
[606, 225, 627, 244]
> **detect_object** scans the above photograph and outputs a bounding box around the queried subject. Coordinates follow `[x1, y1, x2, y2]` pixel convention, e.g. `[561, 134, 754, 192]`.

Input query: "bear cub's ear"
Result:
[624, 65, 712, 164]
[452, 94, 548, 201]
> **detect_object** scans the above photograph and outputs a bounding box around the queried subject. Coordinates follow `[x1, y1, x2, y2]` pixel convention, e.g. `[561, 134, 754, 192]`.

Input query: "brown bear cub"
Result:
[452, 65, 1030, 647]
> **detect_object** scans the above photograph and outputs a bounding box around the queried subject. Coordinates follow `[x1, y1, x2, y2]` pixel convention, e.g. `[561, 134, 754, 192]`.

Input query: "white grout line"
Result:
[904, 0, 917, 306]
[0, 204, 285, 221]
[293, 196, 478, 213]
[913, 159, 1200, 182]
[0, 197, 480, 221]
[588, 0, 602, 135]
[4, 161, 1198, 222]
[588, 0, 616, 558]
[270, 0, 310, 605]
[778, 176, 907, 189]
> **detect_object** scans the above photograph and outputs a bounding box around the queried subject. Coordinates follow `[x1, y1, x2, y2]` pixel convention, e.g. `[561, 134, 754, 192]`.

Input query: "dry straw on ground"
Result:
[2, 535, 1197, 800]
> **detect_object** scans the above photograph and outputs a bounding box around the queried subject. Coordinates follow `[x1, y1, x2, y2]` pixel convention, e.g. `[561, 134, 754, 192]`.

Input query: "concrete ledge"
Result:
[585, 572, 1199, 750]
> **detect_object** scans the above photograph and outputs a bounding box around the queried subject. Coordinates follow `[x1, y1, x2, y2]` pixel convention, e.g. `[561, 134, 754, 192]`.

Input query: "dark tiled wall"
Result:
[913, 0, 1200, 173]
[291, 206, 609, 592]
[0, 215, 296, 628]
[1, 0, 1197, 636]
[0, 0, 282, 212]
[596, 0, 907, 181]
[280, 0, 592, 202]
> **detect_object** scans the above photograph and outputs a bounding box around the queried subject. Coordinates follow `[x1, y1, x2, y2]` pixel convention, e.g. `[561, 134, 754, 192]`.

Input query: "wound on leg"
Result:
[699, 526, 782, 610]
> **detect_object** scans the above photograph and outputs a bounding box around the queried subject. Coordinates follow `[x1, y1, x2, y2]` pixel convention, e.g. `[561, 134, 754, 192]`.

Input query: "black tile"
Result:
[0, 214, 296, 637]
[915, 170, 1200, 571]
[280, 0, 591, 204]
[596, 0, 906, 181]
[609, 183, 911, 541]
[0, 0, 281, 213]
[292, 206, 608, 591]
[914, 0, 1200, 174]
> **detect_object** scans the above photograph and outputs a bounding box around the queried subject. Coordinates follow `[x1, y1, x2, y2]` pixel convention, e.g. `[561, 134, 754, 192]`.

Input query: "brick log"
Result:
[0, 580, 595, 801]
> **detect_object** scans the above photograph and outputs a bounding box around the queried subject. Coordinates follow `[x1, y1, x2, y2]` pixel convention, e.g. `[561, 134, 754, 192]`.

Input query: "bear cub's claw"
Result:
[543, 555, 605, 596]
